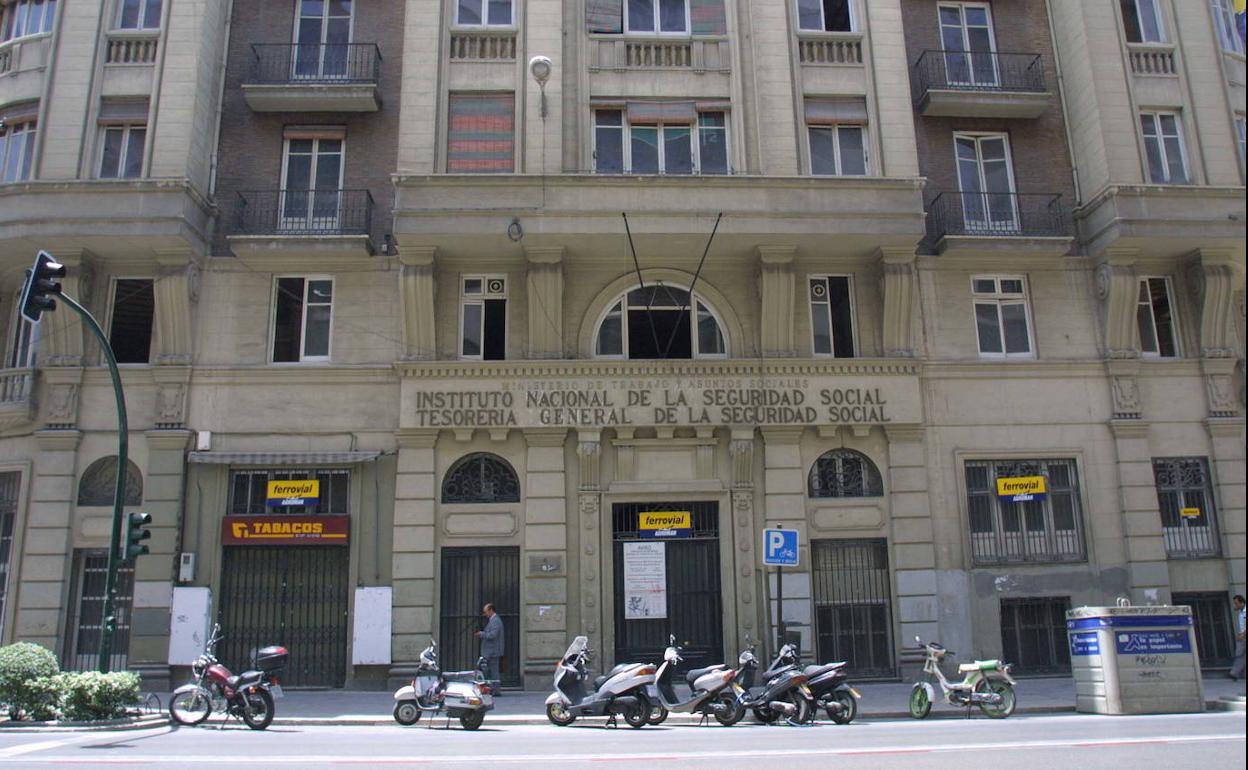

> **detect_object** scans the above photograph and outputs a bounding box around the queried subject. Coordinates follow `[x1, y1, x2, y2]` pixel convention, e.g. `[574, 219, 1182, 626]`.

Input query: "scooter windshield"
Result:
[561, 636, 588, 663]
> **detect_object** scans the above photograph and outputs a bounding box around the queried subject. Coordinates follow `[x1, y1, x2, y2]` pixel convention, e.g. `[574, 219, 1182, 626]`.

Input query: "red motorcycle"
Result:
[169, 623, 287, 730]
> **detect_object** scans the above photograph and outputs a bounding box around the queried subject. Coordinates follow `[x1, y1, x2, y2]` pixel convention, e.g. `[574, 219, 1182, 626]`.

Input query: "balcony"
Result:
[912, 50, 1050, 119]
[242, 43, 381, 112]
[1126, 43, 1177, 76]
[926, 191, 1072, 256]
[449, 28, 516, 61]
[587, 36, 731, 73]
[796, 31, 863, 66]
[228, 189, 375, 262]
[0, 368, 35, 430]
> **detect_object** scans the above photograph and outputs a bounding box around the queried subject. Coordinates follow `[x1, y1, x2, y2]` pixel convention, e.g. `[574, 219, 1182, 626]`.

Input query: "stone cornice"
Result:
[392, 173, 926, 193]
[394, 359, 921, 379]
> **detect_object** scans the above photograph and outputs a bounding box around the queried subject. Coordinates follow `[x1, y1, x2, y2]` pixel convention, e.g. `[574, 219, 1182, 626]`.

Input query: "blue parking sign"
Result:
[763, 529, 799, 566]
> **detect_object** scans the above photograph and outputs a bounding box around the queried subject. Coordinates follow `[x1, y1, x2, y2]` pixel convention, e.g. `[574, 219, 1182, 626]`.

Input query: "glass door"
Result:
[280, 138, 343, 232]
[955, 134, 1018, 233]
[293, 0, 353, 80]
[939, 3, 998, 87]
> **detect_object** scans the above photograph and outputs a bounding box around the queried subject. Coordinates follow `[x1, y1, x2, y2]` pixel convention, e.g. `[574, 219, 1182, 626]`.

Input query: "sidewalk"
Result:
[269, 674, 1247, 726]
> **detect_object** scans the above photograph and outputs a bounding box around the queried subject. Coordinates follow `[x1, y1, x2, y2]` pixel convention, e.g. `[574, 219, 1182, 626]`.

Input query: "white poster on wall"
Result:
[352, 586, 393, 665]
[623, 541, 667, 620]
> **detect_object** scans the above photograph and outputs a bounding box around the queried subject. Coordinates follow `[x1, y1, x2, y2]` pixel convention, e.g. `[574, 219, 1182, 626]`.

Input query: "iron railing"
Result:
[233, 189, 373, 237]
[927, 191, 1067, 241]
[912, 49, 1046, 102]
[248, 43, 381, 85]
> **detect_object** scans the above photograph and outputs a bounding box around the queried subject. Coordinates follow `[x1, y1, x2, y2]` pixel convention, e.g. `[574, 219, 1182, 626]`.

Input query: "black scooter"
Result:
[727, 636, 813, 725]
[772, 645, 861, 724]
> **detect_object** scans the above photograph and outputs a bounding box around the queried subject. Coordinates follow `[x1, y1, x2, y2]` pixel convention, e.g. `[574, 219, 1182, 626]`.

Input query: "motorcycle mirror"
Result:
[915, 635, 922, 644]
[669, 633, 676, 645]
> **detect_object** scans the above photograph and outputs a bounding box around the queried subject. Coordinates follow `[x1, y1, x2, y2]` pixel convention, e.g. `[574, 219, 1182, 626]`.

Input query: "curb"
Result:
[0, 714, 170, 733]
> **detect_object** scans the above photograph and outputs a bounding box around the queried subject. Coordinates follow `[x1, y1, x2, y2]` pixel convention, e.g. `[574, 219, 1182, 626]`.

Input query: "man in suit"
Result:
[475, 603, 504, 687]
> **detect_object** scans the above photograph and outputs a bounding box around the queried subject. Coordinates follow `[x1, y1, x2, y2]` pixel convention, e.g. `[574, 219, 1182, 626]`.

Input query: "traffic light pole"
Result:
[55, 293, 129, 673]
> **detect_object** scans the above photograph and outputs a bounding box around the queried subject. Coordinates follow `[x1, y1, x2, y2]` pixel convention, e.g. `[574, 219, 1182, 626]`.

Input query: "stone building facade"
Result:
[0, 0, 1243, 691]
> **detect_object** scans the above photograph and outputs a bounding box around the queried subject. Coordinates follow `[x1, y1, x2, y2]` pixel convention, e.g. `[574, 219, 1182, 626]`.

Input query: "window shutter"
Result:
[690, 0, 727, 36]
[0, 100, 39, 125]
[97, 98, 151, 125]
[627, 101, 697, 124]
[804, 97, 869, 125]
[586, 0, 623, 33]
[447, 92, 515, 173]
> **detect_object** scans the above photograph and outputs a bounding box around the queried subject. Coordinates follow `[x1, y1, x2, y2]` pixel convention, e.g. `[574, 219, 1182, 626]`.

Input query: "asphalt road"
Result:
[0, 711, 1243, 769]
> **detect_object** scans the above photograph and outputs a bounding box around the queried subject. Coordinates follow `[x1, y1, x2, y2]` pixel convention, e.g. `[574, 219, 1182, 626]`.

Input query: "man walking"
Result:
[1230, 594, 1245, 681]
[476, 603, 504, 687]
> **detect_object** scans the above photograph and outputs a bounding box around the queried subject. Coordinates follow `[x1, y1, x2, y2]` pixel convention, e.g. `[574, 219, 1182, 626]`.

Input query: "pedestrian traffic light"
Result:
[19, 251, 67, 324]
[124, 512, 152, 562]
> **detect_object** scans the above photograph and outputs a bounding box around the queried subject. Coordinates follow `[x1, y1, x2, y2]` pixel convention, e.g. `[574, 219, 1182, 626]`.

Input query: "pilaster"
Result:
[522, 428, 569, 687]
[1205, 417, 1246, 594]
[151, 250, 201, 366]
[758, 246, 795, 357]
[1095, 248, 1140, 358]
[398, 247, 437, 360]
[883, 424, 939, 676]
[1185, 249, 1240, 358]
[729, 429, 759, 655]
[525, 247, 565, 359]
[389, 429, 438, 685]
[575, 431, 603, 671]
[1108, 419, 1170, 604]
[41, 250, 94, 367]
[877, 247, 917, 357]
[759, 426, 810, 657]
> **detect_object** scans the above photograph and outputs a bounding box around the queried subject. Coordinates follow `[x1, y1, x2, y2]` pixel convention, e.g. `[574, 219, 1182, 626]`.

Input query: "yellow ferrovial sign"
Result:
[266, 479, 320, 507]
[996, 476, 1047, 502]
[639, 511, 692, 539]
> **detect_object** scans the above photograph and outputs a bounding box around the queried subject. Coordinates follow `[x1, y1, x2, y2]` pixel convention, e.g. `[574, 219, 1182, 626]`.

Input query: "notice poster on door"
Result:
[623, 541, 667, 620]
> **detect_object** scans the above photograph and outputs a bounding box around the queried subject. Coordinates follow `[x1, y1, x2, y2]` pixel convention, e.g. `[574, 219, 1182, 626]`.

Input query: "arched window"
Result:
[441, 453, 521, 504]
[809, 449, 883, 498]
[77, 456, 143, 506]
[594, 284, 727, 359]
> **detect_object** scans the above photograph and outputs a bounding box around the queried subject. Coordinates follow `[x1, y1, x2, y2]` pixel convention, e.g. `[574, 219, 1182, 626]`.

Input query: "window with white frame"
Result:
[805, 98, 868, 176]
[594, 108, 728, 175]
[625, 0, 689, 34]
[6, 290, 38, 369]
[1211, 0, 1245, 53]
[1120, 0, 1165, 43]
[457, 0, 512, 26]
[1140, 112, 1189, 184]
[964, 458, 1087, 565]
[460, 275, 507, 360]
[972, 276, 1032, 357]
[281, 135, 344, 229]
[595, 284, 727, 359]
[98, 124, 146, 179]
[107, 279, 154, 364]
[1152, 457, 1220, 559]
[797, 0, 854, 32]
[0, 120, 36, 183]
[272, 276, 333, 363]
[1136, 276, 1178, 358]
[294, 0, 352, 78]
[1, 0, 57, 42]
[116, 0, 161, 31]
[808, 275, 856, 358]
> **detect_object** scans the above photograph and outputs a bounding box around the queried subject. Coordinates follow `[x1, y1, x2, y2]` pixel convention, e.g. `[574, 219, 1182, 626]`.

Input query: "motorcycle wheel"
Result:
[169, 688, 212, 726]
[976, 679, 1016, 719]
[908, 686, 932, 719]
[623, 704, 647, 729]
[786, 692, 812, 724]
[713, 691, 745, 726]
[240, 688, 275, 731]
[827, 690, 857, 725]
[647, 704, 668, 725]
[393, 701, 421, 726]
[546, 701, 577, 726]
[459, 710, 485, 730]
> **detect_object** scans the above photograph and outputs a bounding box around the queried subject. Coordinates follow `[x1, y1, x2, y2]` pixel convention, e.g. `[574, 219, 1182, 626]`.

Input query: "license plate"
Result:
[850, 688, 862, 699]
[270, 685, 283, 699]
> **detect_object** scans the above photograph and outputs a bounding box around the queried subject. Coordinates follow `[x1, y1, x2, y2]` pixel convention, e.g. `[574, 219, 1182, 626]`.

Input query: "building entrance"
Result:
[439, 546, 521, 687]
[811, 538, 896, 679]
[612, 501, 723, 672]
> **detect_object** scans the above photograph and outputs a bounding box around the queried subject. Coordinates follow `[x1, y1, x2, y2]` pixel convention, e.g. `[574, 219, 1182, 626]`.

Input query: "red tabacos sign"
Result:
[222, 515, 350, 546]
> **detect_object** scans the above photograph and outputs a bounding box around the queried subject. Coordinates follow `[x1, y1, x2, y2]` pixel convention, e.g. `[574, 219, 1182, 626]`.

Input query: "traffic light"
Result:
[124, 512, 152, 562]
[19, 251, 67, 323]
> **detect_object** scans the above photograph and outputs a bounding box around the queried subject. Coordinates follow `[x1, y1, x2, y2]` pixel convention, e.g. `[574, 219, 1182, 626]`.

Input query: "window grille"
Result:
[441, 453, 520, 504]
[809, 449, 883, 498]
[228, 468, 350, 515]
[1152, 457, 1220, 558]
[77, 456, 143, 506]
[964, 459, 1086, 565]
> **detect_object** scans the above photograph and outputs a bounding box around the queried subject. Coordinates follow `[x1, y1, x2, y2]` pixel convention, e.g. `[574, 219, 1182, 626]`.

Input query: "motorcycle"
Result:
[645, 635, 741, 726]
[169, 623, 287, 730]
[729, 637, 813, 725]
[908, 636, 1017, 719]
[769, 643, 861, 724]
[545, 635, 655, 728]
[392, 639, 494, 730]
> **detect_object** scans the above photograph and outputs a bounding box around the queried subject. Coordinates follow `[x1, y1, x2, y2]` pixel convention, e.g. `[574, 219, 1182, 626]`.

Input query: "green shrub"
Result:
[0, 642, 60, 720]
[55, 671, 142, 721]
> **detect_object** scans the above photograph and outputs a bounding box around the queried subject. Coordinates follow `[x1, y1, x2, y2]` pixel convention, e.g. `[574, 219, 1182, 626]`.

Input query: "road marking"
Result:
[0, 734, 98, 759]
[0, 733, 1242, 764]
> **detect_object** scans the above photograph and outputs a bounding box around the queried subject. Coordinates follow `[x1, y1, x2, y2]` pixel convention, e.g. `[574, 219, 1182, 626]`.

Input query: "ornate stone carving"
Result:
[729, 438, 754, 488]
[1111, 375, 1141, 419]
[1096, 259, 1140, 358]
[1205, 374, 1237, 417]
[577, 440, 601, 491]
[43, 383, 79, 427]
[77, 455, 143, 506]
[525, 247, 565, 359]
[757, 246, 796, 357]
[878, 254, 917, 357]
[156, 383, 187, 428]
[399, 247, 437, 361]
[1186, 255, 1238, 358]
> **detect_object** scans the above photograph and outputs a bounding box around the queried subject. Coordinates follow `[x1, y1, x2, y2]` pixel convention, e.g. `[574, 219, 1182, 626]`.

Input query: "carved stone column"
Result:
[41, 250, 94, 367]
[151, 249, 200, 366]
[1096, 249, 1140, 359]
[398, 247, 437, 360]
[1185, 248, 1240, 359]
[877, 247, 918, 357]
[728, 429, 759, 655]
[522, 428, 569, 687]
[575, 432, 603, 653]
[526, 247, 564, 359]
[758, 246, 795, 357]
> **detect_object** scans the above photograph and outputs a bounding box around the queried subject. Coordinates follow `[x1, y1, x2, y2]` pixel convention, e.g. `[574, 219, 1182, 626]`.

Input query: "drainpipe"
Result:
[1044, 0, 1083, 210]
[207, 0, 235, 199]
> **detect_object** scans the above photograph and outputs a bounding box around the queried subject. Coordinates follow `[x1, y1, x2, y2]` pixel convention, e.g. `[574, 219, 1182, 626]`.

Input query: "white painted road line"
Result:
[0, 734, 100, 759]
[1, 733, 1243, 764]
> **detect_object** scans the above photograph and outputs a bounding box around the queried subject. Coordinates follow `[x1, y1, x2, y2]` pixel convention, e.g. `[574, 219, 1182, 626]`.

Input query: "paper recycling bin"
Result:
[1066, 605, 1204, 715]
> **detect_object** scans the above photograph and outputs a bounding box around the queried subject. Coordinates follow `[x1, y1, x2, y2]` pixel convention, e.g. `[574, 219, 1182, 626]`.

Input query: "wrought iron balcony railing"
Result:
[926, 192, 1068, 241]
[912, 49, 1046, 101]
[232, 189, 373, 237]
[248, 43, 381, 85]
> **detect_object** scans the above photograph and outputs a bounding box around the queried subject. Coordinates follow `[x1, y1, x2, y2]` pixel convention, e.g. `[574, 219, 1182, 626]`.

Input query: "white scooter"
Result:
[392, 639, 494, 730]
[645, 635, 740, 726]
[545, 635, 656, 728]
[908, 636, 1017, 719]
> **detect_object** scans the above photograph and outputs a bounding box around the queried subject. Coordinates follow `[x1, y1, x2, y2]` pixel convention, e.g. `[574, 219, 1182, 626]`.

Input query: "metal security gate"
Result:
[811, 539, 896, 679]
[1173, 592, 1234, 668]
[440, 547, 521, 687]
[0, 472, 18, 641]
[62, 551, 135, 672]
[219, 546, 349, 688]
[999, 596, 1071, 675]
[613, 501, 722, 672]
